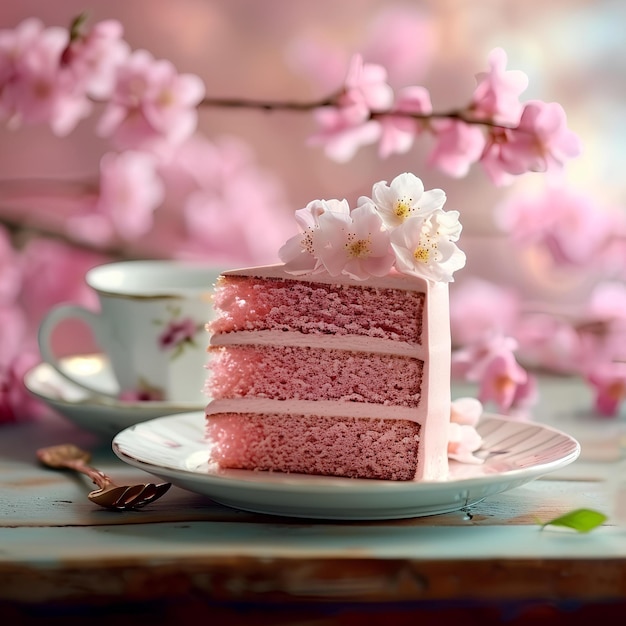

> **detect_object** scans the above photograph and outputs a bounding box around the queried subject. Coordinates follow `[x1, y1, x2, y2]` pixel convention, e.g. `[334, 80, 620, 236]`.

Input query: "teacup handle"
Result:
[37, 305, 117, 398]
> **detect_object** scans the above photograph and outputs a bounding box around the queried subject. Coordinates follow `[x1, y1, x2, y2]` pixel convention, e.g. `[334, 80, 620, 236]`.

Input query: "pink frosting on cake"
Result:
[205, 264, 452, 481]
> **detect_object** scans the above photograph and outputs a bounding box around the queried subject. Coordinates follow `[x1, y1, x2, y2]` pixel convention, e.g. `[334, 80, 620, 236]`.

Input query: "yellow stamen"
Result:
[413, 232, 439, 264]
[394, 198, 413, 220]
[413, 246, 430, 263]
[346, 234, 371, 258]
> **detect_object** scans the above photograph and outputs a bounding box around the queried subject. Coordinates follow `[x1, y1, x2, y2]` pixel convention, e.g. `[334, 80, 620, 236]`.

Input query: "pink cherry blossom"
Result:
[451, 333, 519, 382]
[308, 54, 393, 162]
[97, 49, 205, 154]
[450, 396, 483, 427]
[479, 128, 518, 186]
[448, 423, 484, 464]
[367, 172, 445, 229]
[61, 19, 130, 99]
[0, 18, 46, 103]
[507, 371, 538, 419]
[496, 186, 613, 269]
[67, 151, 164, 245]
[487, 100, 581, 178]
[453, 340, 537, 419]
[390, 211, 465, 282]
[312, 201, 395, 280]
[448, 397, 484, 464]
[478, 348, 528, 413]
[377, 86, 432, 158]
[427, 119, 486, 178]
[585, 361, 626, 417]
[471, 47, 528, 125]
[344, 53, 394, 112]
[0, 18, 91, 135]
[280, 198, 350, 274]
[308, 99, 379, 163]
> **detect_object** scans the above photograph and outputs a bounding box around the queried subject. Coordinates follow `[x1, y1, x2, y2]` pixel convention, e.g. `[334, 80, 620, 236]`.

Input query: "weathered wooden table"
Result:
[1, 375, 625, 625]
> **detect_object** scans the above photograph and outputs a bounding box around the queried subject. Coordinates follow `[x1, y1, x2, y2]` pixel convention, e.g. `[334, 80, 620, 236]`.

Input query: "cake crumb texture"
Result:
[210, 276, 424, 343]
[207, 413, 421, 480]
[208, 345, 423, 406]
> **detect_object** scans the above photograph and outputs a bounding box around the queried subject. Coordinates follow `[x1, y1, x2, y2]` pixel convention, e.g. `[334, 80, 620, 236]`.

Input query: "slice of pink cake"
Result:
[205, 265, 452, 481]
[204, 172, 467, 481]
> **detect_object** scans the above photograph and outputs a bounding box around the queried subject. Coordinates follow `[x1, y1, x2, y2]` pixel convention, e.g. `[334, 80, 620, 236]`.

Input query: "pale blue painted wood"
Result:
[1, 521, 625, 566]
[0, 374, 624, 609]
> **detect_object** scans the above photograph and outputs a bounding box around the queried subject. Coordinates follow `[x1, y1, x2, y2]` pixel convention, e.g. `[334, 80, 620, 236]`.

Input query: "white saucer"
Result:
[112, 411, 581, 520]
[24, 355, 204, 438]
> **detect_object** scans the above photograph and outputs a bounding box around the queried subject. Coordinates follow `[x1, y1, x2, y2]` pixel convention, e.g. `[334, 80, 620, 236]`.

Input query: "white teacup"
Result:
[37, 260, 223, 405]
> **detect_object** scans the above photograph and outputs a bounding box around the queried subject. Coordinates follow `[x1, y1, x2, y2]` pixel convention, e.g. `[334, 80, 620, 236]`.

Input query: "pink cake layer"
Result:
[207, 413, 421, 480]
[210, 276, 424, 344]
[207, 344, 423, 406]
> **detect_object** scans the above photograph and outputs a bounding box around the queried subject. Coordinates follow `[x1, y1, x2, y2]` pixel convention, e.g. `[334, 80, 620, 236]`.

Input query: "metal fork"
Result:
[37, 443, 171, 510]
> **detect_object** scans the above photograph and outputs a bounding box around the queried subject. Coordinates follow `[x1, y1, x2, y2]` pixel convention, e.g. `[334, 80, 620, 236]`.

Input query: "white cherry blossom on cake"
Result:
[312, 201, 396, 280]
[281, 173, 466, 283]
[366, 171, 446, 229]
[390, 210, 466, 282]
[279, 198, 350, 274]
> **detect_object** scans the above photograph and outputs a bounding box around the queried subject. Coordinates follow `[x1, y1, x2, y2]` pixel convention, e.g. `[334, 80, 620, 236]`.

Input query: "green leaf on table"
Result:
[541, 508, 607, 533]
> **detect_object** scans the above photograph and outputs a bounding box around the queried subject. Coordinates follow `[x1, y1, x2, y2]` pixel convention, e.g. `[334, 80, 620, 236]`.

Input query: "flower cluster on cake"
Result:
[204, 172, 483, 481]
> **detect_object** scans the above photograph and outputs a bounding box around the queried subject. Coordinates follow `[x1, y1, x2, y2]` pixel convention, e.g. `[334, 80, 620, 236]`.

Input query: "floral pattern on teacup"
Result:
[154, 305, 203, 359]
[118, 306, 205, 402]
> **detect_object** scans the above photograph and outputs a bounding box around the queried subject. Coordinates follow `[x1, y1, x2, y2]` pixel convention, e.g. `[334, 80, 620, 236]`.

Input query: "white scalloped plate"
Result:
[112, 411, 581, 520]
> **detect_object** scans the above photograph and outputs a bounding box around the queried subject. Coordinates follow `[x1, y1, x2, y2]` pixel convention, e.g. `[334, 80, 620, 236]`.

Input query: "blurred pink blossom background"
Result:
[1, 0, 626, 422]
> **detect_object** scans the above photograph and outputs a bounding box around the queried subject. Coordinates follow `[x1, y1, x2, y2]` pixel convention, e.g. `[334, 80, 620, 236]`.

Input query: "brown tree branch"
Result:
[199, 96, 516, 130]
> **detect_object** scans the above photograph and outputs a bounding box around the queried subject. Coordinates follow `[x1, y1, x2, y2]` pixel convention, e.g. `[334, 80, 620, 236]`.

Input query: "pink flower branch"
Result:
[200, 94, 511, 128]
[1, 17, 578, 264]
[3, 12, 617, 424]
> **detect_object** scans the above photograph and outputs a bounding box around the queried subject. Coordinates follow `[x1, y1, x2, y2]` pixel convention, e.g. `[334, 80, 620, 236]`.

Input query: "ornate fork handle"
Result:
[55, 455, 115, 491]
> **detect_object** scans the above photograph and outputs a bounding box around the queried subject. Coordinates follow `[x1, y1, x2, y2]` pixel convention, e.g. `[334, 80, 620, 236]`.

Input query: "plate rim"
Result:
[112, 410, 581, 493]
